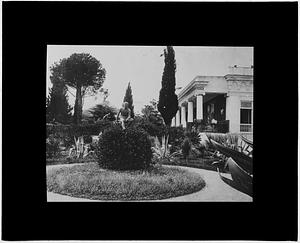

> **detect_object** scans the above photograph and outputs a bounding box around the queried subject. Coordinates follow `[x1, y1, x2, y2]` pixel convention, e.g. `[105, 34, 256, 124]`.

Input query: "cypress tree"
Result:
[46, 74, 73, 124]
[123, 82, 135, 118]
[157, 46, 178, 127]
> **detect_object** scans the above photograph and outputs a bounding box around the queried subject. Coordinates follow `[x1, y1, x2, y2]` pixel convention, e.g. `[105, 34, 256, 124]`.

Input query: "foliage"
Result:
[47, 163, 206, 201]
[131, 116, 166, 138]
[46, 135, 61, 158]
[46, 121, 113, 147]
[151, 135, 181, 165]
[50, 53, 106, 124]
[96, 126, 153, 170]
[141, 99, 156, 117]
[135, 99, 167, 138]
[141, 99, 165, 126]
[88, 102, 117, 121]
[157, 46, 178, 126]
[182, 138, 191, 159]
[206, 133, 240, 151]
[123, 82, 134, 118]
[168, 126, 185, 153]
[209, 139, 253, 196]
[67, 136, 86, 159]
[46, 84, 73, 124]
[184, 130, 200, 145]
[210, 137, 253, 175]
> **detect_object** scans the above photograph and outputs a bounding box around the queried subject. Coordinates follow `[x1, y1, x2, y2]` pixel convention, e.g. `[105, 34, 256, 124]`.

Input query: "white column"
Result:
[226, 95, 240, 133]
[181, 106, 186, 128]
[171, 117, 175, 127]
[187, 101, 193, 122]
[175, 109, 180, 127]
[196, 94, 203, 120]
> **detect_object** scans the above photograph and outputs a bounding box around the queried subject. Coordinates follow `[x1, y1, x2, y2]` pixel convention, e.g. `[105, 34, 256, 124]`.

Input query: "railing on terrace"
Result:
[240, 124, 252, 132]
[190, 120, 229, 133]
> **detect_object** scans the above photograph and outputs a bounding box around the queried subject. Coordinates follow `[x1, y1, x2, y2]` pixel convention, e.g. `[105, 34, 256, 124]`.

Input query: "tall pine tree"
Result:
[123, 82, 134, 118]
[50, 53, 106, 124]
[158, 46, 178, 127]
[46, 71, 73, 124]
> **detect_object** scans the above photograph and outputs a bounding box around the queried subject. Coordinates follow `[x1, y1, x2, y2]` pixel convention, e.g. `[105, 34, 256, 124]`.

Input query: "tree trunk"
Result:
[74, 84, 83, 124]
[166, 124, 171, 136]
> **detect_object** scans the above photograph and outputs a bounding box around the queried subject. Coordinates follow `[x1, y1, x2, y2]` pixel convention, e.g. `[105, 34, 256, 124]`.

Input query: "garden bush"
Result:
[168, 126, 185, 153]
[46, 135, 60, 158]
[131, 117, 166, 138]
[96, 126, 153, 170]
[46, 120, 113, 147]
[184, 130, 200, 145]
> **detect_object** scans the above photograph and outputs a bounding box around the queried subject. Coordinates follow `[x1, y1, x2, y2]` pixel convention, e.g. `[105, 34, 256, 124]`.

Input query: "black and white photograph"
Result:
[46, 45, 254, 202]
[2, 1, 298, 241]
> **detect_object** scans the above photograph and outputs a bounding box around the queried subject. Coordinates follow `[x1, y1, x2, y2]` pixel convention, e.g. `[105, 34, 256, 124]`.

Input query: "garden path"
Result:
[46, 164, 252, 202]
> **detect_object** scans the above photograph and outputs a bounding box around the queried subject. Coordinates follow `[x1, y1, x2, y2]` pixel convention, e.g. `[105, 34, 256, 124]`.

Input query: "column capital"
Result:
[188, 96, 196, 102]
[180, 101, 188, 107]
[196, 91, 206, 96]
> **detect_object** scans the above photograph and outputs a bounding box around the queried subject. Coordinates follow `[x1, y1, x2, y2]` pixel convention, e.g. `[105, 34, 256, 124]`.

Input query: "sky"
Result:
[46, 45, 253, 114]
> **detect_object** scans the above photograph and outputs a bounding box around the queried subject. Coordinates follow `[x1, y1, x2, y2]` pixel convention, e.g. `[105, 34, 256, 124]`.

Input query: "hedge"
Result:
[46, 120, 113, 143]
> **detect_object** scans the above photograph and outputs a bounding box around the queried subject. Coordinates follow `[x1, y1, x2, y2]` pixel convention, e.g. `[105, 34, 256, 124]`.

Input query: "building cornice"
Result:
[178, 73, 253, 102]
[225, 74, 253, 82]
[178, 75, 219, 100]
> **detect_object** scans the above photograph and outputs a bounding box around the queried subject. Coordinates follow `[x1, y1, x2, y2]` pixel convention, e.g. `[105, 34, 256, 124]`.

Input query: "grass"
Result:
[46, 154, 97, 165]
[47, 162, 206, 201]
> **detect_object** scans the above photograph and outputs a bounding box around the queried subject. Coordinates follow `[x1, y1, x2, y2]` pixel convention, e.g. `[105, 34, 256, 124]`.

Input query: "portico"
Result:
[172, 66, 253, 135]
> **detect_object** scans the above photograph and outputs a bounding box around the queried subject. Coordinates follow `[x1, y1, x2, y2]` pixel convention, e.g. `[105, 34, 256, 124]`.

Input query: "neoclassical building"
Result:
[172, 66, 253, 136]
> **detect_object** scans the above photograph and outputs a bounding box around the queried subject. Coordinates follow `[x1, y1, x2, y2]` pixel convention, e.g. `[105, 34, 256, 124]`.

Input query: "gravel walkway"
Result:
[46, 163, 252, 202]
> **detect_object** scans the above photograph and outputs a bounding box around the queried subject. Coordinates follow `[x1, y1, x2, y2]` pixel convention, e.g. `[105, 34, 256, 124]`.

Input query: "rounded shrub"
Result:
[96, 126, 153, 170]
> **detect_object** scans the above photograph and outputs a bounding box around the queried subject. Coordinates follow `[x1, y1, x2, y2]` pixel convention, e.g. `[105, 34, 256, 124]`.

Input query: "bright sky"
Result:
[46, 45, 253, 114]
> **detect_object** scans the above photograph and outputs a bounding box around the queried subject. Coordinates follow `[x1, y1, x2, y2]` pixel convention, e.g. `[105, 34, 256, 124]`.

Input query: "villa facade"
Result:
[172, 66, 253, 137]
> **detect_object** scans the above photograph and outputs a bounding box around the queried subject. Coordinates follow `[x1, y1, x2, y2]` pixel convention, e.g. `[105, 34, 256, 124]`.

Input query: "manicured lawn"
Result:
[47, 162, 206, 201]
[46, 154, 97, 165]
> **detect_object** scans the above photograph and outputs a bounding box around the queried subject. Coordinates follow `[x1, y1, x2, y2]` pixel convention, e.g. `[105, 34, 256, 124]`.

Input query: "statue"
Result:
[117, 102, 133, 129]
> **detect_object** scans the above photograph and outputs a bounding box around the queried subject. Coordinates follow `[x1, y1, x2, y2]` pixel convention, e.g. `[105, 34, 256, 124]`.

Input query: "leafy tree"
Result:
[158, 46, 178, 127]
[123, 82, 134, 118]
[46, 74, 73, 124]
[141, 99, 164, 127]
[89, 102, 117, 121]
[50, 53, 106, 124]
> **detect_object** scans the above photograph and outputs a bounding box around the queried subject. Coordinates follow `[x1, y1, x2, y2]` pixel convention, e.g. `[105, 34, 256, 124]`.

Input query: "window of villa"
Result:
[240, 101, 253, 132]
